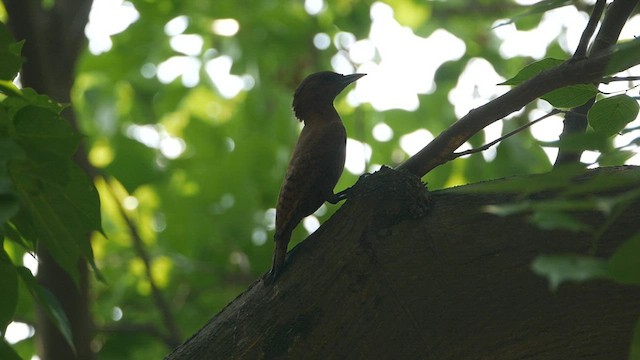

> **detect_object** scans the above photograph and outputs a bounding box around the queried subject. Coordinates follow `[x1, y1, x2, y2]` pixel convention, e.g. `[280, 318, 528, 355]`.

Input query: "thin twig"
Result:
[396, 47, 628, 176]
[601, 75, 640, 84]
[103, 177, 182, 348]
[555, 0, 639, 166]
[589, 0, 639, 56]
[395, 1, 639, 177]
[573, 0, 606, 59]
[621, 125, 640, 134]
[450, 109, 562, 160]
[97, 323, 175, 346]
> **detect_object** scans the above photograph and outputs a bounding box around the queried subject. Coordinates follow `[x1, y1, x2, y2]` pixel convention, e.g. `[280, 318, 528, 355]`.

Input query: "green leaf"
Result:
[0, 140, 24, 225]
[9, 160, 102, 285]
[562, 170, 640, 196]
[501, 58, 564, 86]
[588, 94, 640, 137]
[41, 0, 55, 9]
[533, 234, 640, 291]
[0, 80, 22, 97]
[462, 164, 585, 194]
[501, 58, 598, 108]
[0, 23, 24, 81]
[16, 266, 75, 353]
[18, 88, 66, 114]
[530, 210, 590, 232]
[2, 88, 65, 119]
[541, 84, 598, 109]
[488, 196, 614, 218]
[0, 139, 25, 168]
[498, 0, 572, 28]
[606, 234, 640, 285]
[10, 167, 80, 284]
[12, 106, 80, 160]
[606, 37, 640, 76]
[0, 247, 18, 334]
[531, 254, 608, 291]
[631, 317, 640, 360]
[1, 222, 31, 250]
[597, 149, 635, 167]
[0, 338, 22, 360]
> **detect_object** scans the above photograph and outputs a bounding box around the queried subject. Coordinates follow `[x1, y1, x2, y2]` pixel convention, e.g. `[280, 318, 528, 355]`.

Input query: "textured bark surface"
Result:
[166, 166, 640, 360]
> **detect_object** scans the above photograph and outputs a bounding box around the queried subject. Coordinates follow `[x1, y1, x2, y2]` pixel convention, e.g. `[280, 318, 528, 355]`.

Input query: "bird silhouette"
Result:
[266, 71, 365, 283]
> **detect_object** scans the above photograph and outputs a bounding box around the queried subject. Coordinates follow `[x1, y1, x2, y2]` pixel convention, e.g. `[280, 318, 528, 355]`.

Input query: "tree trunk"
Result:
[5, 0, 95, 359]
[167, 166, 640, 360]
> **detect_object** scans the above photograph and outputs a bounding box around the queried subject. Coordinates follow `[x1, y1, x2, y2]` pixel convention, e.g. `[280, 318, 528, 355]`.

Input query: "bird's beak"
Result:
[342, 73, 366, 84]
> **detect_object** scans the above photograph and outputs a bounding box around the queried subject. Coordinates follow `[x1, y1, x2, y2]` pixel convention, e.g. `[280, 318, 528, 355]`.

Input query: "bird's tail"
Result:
[264, 231, 290, 284]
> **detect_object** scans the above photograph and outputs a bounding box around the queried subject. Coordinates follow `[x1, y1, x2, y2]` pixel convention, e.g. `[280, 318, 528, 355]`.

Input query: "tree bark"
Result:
[5, 0, 95, 359]
[166, 166, 640, 360]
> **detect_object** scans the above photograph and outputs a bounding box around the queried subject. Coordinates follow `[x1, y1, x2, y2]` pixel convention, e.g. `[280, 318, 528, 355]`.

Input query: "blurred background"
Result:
[4, 0, 640, 358]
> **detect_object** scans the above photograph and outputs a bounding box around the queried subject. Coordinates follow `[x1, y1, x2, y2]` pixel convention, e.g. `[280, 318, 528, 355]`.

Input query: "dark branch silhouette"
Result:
[397, 0, 639, 177]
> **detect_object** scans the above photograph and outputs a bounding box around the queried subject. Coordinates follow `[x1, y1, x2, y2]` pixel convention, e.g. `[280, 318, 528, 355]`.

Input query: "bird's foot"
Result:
[327, 188, 351, 204]
[263, 269, 278, 285]
[327, 173, 373, 204]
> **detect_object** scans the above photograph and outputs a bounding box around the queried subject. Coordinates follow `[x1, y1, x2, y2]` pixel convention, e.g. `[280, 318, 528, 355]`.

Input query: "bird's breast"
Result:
[295, 120, 346, 172]
[276, 120, 347, 220]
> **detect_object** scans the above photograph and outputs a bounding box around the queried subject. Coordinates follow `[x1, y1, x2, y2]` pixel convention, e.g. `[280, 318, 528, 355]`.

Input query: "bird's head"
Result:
[292, 71, 366, 121]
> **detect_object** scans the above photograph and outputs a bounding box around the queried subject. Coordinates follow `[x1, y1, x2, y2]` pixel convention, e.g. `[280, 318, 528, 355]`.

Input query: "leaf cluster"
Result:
[0, 23, 101, 359]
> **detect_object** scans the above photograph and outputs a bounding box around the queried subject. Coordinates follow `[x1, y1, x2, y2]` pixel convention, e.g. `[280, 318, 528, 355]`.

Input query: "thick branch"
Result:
[396, 49, 629, 176]
[590, 0, 639, 56]
[166, 166, 640, 360]
[556, 0, 639, 166]
[397, 0, 639, 178]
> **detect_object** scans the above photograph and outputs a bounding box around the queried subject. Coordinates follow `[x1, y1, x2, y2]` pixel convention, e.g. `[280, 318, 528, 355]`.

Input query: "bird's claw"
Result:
[327, 188, 350, 204]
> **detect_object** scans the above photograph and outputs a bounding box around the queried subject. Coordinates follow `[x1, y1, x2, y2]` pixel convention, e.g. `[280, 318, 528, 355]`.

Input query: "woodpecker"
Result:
[266, 71, 366, 283]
